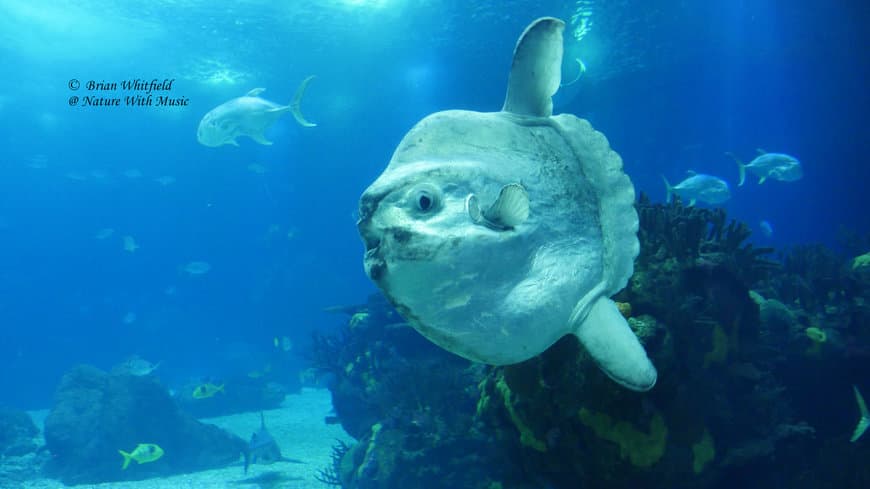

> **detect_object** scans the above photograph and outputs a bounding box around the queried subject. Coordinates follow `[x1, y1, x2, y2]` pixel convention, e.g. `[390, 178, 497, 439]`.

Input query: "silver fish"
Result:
[197, 76, 316, 147]
[728, 149, 802, 186]
[662, 171, 731, 206]
[111, 355, 160, 377]
[243, 412, 303, 474]
[356, 18, 656, 391]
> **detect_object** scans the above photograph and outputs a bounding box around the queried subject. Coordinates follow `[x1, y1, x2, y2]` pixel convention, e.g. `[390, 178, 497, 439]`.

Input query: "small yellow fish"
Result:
[119, 443, 164, 470]
[192, 383, 225, 399]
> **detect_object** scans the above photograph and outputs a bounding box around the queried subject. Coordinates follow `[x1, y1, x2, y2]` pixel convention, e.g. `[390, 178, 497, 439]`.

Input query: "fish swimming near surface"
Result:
[244, 412, 303, 474]
[356, 17, 656, 391]
[118, 443, 164, 470]
[727, 149, 802, 186]
[852, 385, 869, 443]
[662, 171, 731, 206]
[197, 76, 316, 147]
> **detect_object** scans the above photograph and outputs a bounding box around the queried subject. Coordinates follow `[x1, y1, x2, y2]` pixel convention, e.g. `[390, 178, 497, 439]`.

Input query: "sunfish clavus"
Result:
[197, 76, 316, 147]
[356, 17, 656, 391]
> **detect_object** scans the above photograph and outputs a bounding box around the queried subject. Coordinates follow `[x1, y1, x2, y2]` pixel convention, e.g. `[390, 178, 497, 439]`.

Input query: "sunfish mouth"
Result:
[363, 247, 387, 281]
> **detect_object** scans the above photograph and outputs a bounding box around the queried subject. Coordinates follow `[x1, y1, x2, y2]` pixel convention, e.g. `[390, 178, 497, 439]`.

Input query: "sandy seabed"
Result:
[23, 388, 352, 489]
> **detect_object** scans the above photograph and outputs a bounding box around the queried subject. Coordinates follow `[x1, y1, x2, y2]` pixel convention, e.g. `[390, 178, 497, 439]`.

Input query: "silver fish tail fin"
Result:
[289, 75, 317, 127]
[661, 175, 673, 203]
[725, 152, 746, 186]
[851, 385, 869, 443]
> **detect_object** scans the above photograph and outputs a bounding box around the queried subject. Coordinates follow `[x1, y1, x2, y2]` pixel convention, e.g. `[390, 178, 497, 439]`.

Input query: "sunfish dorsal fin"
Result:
[502, 17, 565, 117]
[246, 88, 266, 97]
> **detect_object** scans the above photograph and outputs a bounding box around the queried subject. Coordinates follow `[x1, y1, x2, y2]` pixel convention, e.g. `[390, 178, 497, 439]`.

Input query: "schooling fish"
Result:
[197, 76, 316, 147]
[118, 443, 164, 470]
[662, 171, 731, 206]
[727, 149, 802, 186]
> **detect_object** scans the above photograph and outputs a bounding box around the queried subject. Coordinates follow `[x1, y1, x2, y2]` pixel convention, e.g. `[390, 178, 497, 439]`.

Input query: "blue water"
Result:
[0, 0, 867, 409]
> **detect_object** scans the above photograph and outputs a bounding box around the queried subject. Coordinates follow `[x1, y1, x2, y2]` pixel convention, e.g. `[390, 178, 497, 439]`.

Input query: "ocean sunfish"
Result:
[727, 149, 802, 186]
[197, 76, 316, 147]
[662, 171, 731, 206]
[356, 18, 656, 391]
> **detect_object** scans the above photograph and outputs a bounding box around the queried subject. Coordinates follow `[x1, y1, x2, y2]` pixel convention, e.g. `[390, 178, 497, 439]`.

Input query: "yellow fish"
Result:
[119, 443, 164, 470]
[192, 383, 225, 399]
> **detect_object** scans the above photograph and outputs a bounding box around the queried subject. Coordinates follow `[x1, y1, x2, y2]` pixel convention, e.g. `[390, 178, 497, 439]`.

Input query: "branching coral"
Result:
[635, 193, 777, 286]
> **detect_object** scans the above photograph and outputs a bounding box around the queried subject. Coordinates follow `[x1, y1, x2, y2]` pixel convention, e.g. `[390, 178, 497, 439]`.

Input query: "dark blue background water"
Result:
[0, 0, 867, 408]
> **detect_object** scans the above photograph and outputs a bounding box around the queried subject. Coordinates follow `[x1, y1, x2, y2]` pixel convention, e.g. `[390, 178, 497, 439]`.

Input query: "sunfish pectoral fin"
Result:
[483, 183, 529, 229]
[852, 385, 870, 443]
[466, 183, 529, 231]
[246, 88, 266, 97]
[573, 297, 657, 391]
[289, 75, 317, 127]
[502, 17, 564, 117]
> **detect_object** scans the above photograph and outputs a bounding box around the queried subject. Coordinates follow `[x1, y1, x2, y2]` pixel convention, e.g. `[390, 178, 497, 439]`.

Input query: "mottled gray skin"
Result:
[356, 18, 656, 391]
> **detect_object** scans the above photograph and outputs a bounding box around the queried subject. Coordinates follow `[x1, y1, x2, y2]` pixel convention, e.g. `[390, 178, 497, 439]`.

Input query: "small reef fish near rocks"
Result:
[192, 383, 224, 399]
[118, 443, 164, 470]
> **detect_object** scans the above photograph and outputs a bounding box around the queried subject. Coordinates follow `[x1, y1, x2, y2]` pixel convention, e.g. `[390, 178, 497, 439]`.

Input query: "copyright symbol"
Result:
[69, 79, 80, 90]
[68, 96, 79, 106]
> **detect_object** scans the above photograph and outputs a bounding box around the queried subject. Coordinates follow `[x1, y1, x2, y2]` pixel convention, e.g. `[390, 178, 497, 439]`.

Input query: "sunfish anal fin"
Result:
[573, 297, 657, 392]
[502, 17, 564, 117]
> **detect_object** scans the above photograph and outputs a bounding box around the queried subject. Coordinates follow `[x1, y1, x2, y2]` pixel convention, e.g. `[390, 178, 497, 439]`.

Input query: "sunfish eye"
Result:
[418, 193, 432, 210]
[409, 184, 442, 213]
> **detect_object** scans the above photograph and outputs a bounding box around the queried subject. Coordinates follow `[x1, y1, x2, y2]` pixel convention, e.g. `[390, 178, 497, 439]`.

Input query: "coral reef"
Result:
[43, 365, 246, 484]
[0, 407, 37, 457]
[318, 196, 870, 489]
